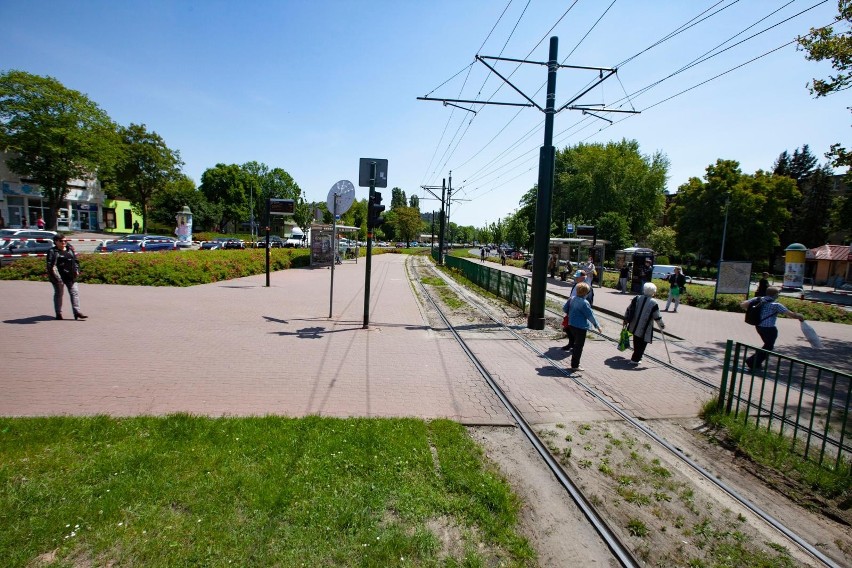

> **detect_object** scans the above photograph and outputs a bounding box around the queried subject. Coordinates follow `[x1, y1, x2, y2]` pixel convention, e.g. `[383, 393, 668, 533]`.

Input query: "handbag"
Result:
[561, 314, 569, 330]
[671, 285, 680, 297]
[618, 327, 631, 351]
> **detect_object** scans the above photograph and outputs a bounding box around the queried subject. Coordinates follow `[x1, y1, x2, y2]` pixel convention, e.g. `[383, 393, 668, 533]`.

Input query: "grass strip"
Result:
[0, 416, 533, 567]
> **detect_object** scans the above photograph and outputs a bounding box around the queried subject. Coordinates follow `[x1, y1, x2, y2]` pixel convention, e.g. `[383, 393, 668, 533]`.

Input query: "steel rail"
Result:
[425, 260, 840, 568]
[412, 274, 639, 567]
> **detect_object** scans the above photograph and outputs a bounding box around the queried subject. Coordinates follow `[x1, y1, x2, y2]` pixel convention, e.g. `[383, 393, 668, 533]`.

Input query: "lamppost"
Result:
[713, 191, 731, 305]
[719, 191, 731, 262]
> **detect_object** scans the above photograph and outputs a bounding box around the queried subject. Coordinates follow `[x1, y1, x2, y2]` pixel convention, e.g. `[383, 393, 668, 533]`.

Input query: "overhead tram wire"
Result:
[455, 0, 741, 199]
[455, 2, 829, 196]
[563, 0, 743, 113]
[431, 0, 582, 190]
[430, 0, 534, 186]
[453, 0, 616, 184]
[420, 0, 515, 187]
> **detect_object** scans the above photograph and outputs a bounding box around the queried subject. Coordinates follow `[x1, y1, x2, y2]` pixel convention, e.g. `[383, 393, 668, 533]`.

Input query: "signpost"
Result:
[326, 181, 355, 317]
[360, 158, 388, 328]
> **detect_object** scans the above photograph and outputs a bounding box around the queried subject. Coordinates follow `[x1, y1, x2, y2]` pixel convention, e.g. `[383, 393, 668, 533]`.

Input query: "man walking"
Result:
[740, 287, 805, 371]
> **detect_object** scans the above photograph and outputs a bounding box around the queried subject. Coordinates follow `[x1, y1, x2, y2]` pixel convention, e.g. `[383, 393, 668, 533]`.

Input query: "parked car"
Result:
[0, 229, 57, 249]
[257, 235, 285, 248]
[201, 238, 245, 250]
[652, 264, 693, 283]
[97, 234, 177, 253]
[511, 251, 526, 260]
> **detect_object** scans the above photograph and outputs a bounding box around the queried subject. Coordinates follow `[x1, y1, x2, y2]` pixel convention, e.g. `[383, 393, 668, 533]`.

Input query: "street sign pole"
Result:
[265, 198, 271, 287]
[363, 162, 376, 329]
[329, 195, 339, 318]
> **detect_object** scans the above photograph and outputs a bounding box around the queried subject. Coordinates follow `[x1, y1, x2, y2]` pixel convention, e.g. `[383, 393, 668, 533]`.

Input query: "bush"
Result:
[0, 249, 311, 287]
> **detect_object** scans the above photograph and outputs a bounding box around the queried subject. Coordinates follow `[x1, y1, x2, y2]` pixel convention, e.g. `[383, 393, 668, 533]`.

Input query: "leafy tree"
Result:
[647, 226, 679, 258]
[795, 164, 836, 246]
[670, 160, 799, 264]
[241, 161, 303, 233]
[112, 123, 183, 233]
[390, 187, 407, 210]
[551, 139, 669, 242]
[199, 164, 249, 231]
[598, 211, 632, 252]
[150, 174, 221, 231]
[392, 206, 422, 245]
[489, 218, 506, 246]
[0, 70, 118, 229]
[797, 0, 852, 169]
[506, 213, 530, 250]
[409, 194, 419, 210]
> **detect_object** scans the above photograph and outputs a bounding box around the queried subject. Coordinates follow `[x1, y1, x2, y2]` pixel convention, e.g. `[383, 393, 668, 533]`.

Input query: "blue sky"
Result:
[2, 1, 847, 227]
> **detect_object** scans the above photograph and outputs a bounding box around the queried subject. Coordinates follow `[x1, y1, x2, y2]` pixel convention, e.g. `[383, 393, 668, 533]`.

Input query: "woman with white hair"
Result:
[623, 282, 665, 365]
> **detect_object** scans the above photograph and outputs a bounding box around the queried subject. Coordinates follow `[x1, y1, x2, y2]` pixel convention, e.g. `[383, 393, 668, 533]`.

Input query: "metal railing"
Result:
[433, 251, 528, 312]
[719, 339, 851, 474]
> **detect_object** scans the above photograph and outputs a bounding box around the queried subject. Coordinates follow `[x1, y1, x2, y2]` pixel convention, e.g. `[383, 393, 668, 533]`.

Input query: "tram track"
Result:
[411, 256, 841, 568]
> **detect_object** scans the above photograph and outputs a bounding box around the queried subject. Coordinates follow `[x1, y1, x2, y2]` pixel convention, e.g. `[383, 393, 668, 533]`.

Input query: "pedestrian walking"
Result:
[623, 282, 665, 365]
[755, 272, 770, 297]
[36, 216, 45, 230]
[663, 266, 687, 312]
[565, 282, 601, 372]
[46, 234, 87, 321]
[480, 247, 486, 262]
[740, 287, 804, 371]
[548, 252, 558, 278]
[562, 270, 595, 350]
[619, 264, 629, 294]
[500, 249, 507, 266]
[133, 220, 141, 233]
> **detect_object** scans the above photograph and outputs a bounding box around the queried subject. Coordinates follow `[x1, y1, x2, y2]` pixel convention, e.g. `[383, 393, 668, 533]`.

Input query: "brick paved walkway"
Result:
[3, 254, 846, 423]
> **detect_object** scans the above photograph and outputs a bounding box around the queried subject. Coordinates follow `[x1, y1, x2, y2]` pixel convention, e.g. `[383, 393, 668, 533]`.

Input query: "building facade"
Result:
[1, 153, 105, 231]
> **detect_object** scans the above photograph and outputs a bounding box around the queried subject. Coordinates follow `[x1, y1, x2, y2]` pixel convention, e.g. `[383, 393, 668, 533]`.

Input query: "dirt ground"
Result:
[410, 258, 851, 567]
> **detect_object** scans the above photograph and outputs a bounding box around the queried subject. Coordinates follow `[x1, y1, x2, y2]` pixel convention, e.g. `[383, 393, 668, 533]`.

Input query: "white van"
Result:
[285, 228, 306, 248]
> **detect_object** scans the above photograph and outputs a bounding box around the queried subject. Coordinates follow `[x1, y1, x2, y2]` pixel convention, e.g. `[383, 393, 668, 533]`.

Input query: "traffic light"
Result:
[368, 190, 386, 229]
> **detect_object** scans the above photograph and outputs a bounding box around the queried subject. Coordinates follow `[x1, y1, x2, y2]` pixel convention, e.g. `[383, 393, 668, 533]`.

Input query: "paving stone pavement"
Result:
[3, 253, 847, 423]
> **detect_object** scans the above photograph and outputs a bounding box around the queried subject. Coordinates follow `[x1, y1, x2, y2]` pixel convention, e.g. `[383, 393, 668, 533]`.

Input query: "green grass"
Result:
[0, 416, 534, 567]
[700, 399, 852, 500]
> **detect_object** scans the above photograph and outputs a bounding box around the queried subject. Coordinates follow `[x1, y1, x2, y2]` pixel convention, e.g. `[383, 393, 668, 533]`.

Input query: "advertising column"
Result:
[783, 243, 807, 289]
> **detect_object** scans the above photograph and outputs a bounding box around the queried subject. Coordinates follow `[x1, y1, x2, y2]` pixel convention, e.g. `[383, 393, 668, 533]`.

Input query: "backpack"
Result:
[745, 298, 770, 326]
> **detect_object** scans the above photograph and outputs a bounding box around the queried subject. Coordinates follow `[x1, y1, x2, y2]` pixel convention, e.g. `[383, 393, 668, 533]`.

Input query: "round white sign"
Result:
[326, 180, 355, 216]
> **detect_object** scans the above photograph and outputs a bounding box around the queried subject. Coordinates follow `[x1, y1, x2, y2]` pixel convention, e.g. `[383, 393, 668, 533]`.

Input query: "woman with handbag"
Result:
[565, 282, 601, 372]
[663, 266, 687, 312]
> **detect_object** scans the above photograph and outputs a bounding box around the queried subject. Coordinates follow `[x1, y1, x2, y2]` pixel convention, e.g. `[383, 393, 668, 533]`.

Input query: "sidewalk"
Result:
[2, 254, 847, 423]
[496, 261, 852, 376]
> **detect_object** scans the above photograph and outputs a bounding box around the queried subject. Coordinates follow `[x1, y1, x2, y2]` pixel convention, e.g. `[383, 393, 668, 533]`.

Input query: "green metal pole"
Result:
[527, 36, 559, 330]
[363, 162, 376, 329]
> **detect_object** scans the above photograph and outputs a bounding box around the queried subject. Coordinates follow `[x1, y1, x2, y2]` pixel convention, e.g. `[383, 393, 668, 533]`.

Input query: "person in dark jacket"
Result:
[619, 264, 629, 294]
[46, 235, 87, 320]
[623, 282, 665, 365]
[663, 266, 687, 312]
[755, 272, 770, 297]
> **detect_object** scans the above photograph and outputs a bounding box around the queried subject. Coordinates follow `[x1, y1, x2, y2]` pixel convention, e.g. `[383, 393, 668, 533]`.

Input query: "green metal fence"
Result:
[433, 251, 528, 312]
[719, 339, 851, 474]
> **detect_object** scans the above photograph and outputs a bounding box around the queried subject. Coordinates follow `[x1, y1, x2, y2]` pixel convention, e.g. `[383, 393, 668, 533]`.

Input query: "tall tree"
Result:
[537, 139, 668, 242]
[199, 164, 249, 231]
[0, 70, 118, 229]
[393, 206, 423, 245]
[150, 174, 221, 231]
[597, 211, 632, 252]
[797, 0, 852, 169]
[796, 164, 836, 246]
[409, 194, 420, 210]
[773, 144, 818, 181]
[670, 160, 799, 264]
[505, 212, 530, 250]
[112, 123, 182, 233]
[390, 187, 407, 210]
